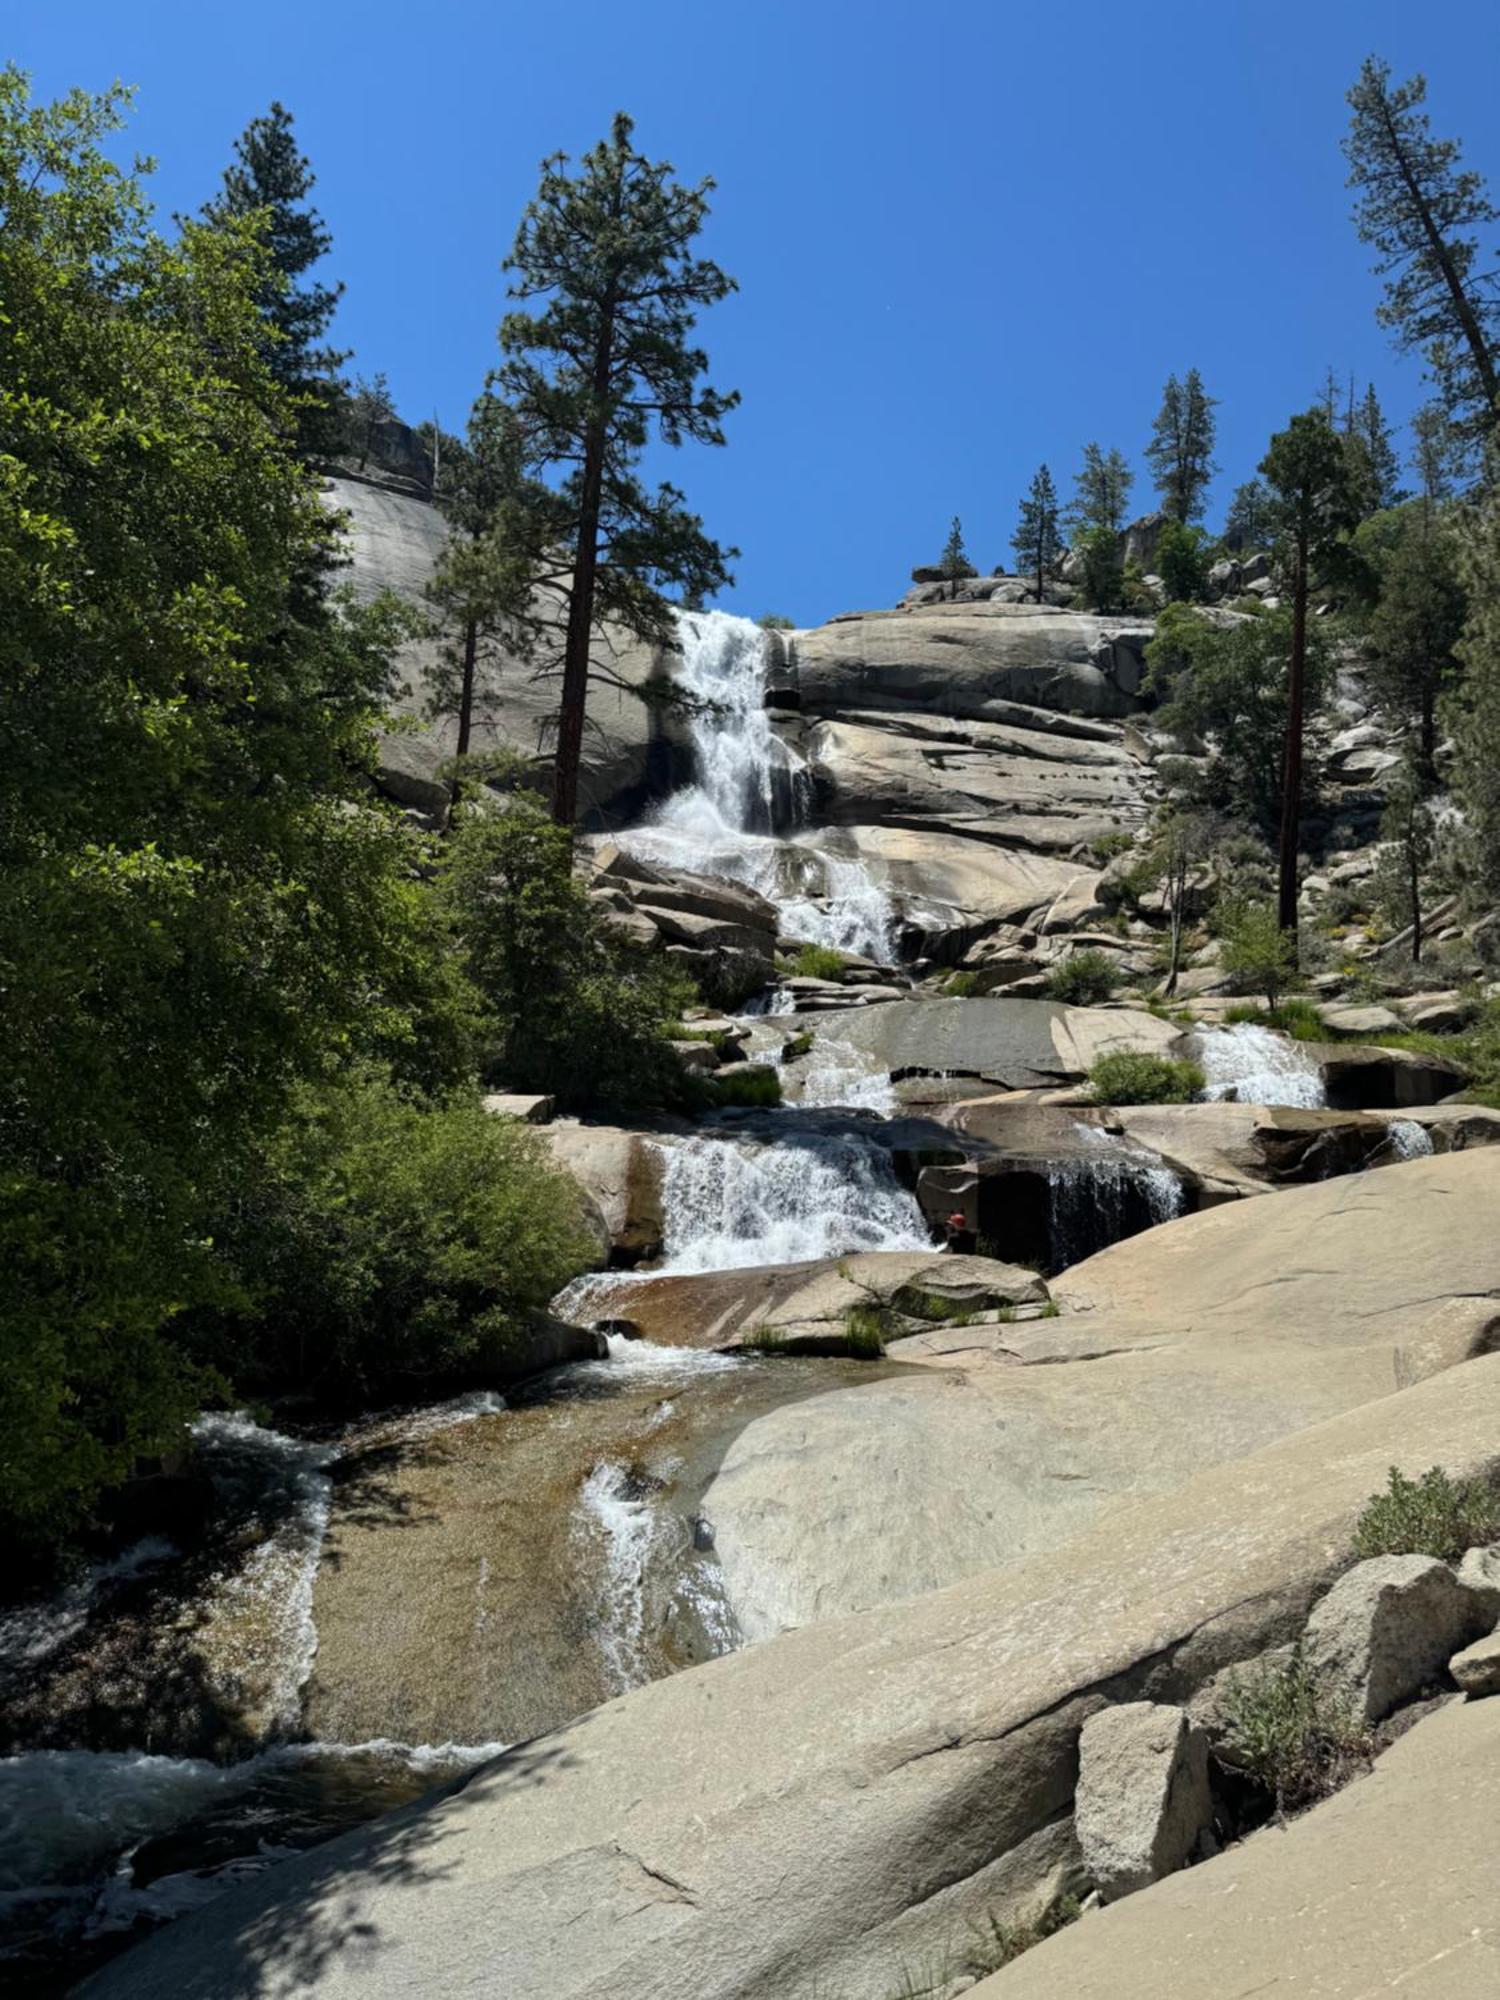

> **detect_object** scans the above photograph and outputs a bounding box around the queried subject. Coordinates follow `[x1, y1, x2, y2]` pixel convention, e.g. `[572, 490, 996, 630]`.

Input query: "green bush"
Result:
[703, 1064, 783, 1109]
[202, 1073, 596, 1397]
[791, 942, 849, 981]
[781, 1030, 814, 1061]
[443, 796, 695, 1113]
[1353, 1465, 1500, 1562]
[842, 1305, 888, 1358]
[1223, 1649, 1368, 1815]
[1045, 949, 1120, 1005]
[1218, 898, 1297, 1009]
[1087, 1051, 1205, 1104]
[1224, 997, 1325, 1040]
[945, 969, 982, 997]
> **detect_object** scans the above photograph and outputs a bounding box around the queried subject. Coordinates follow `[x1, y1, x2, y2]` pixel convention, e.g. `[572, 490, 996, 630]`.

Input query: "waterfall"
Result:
[1044, 1125, 1184, 1271]
[1196, 1023, 1327, 1109]
[654, 1132, 931, 1273]
[1384, 1118, 1435, 1160]
[620, 610, 897, 963]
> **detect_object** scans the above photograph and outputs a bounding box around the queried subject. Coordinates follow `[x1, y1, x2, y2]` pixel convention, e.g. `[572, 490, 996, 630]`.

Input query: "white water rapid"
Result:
[1045, 1124, 1185, 1270]
[1196, 1023, 1328, 1108]
[620, 609, 898, 962]
[654, 1132, 931, 1273]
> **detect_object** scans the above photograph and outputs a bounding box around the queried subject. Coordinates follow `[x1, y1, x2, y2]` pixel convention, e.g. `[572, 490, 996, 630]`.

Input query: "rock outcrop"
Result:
[1074, 1703, 1212, 1902]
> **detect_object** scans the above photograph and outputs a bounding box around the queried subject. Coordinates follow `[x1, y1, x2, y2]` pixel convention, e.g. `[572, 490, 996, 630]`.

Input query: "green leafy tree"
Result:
[939, 514, 975, 598]
[202, 100, 347, 456]
[1344, 57, 1500, 439]
[499, 113, 738, 825]
[1146, 369, 1219, 522]
[1011, 464, 1062, 600]
[1068, 442, 1134, 534]
[1366, 515, 1467, 779]
[1223, 477, 1275, 551]
[1260, 411, 1361, 934]
[443, 793, 695, 1109]
[1218, 899, 1297, 1009]
[0, 71, 431, 1547]
[1156, 518, 1212, 603]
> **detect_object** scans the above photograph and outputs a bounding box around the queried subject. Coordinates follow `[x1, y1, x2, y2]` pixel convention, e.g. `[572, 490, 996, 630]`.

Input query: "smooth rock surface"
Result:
[1450, 1630, 1500, 1697]
[86, 1354, 1500, 2000]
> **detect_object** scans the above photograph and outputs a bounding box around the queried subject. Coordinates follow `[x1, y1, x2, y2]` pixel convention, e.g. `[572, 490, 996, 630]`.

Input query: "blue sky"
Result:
[11, 0, 1500, 624]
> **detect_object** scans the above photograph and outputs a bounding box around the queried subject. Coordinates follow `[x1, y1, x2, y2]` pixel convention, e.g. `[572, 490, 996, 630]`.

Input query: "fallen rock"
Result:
[1075, 1704, 1212, 1902]
[1302, 1553, 1486, 1723]
[1450, 1629, 1500, 1697]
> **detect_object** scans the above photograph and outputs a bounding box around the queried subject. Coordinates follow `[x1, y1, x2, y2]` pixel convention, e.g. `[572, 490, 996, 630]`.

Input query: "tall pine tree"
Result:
[500, 113, 738, 826]
[938, 516, 974, 598]
[203, 102, 347, 456]
[1067, 442, 1134, 534]
[1011, 466, 1062, 602]
[1260, 410, 1361, 937]
[1145, 369, 1219, 521]
[1344, 57, 1499, 439]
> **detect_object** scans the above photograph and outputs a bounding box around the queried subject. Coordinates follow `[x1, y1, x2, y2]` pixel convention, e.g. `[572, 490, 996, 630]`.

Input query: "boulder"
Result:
[1038, 873, 1109, 935]
[542, 1122, 670, 1264]
[1398, 991, 1472, 1033]
[86, 1350, 1500, 2000]
[1317, 1041, 1468, 1109]
[1074, 1704, 1212, 1902]
[1456, 1543, 1500, 1622]
[1319, 1002, 1402, 1035]
[481, 1092, 554, 1124]
[968, 1693, 1500, 2000]
[1450, 1630, 1500, 1697]
[1302, 1553, 1487, 1724]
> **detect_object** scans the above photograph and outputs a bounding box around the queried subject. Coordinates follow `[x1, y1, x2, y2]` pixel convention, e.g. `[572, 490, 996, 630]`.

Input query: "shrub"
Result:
[204, 1072, 597, 1398]
[1045, 949, 1119, 1006]
[1087, 1051, 1205, 1104]
[1223, 1649, 1368, 1815]
[945, 969, 981, 997]
[703, 1065, 783, 1109]
[1156, 518, 1212, 603]
[443, 796, 695, 1113]
[1353, 1465, 1500, 1561]
[1223, 996, 1325, 1040]
[781, 1030, 814, 1061]
[1218, 898, 1297, 1009]
[791, 942, 849, 981]
[1091, 831, 1135, 864]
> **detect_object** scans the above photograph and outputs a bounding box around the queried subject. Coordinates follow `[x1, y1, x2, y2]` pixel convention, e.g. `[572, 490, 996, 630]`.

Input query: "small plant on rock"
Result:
[1223, 1648, 1369, 1817]
[1353, 1464, 1500, 1561]
[945, 969, 982, 997]
[1045, 949, 1119, 1005]
[703, 1065, 783, 1109]
[791, 942, 849, 981]
[1087, 1051, 1205, 1105]
[842, 1304, 889, 1358]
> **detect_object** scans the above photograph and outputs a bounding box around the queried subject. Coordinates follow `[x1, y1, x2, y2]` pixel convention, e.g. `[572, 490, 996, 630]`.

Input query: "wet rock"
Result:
[1303, 1554, 1487, 1724]
[1075, 1703, 1213, 1902]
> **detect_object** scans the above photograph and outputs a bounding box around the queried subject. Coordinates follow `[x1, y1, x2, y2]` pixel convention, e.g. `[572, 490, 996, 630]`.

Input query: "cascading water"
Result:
[653, 1131, 931, 1273]
[620, 609, 898, 963]
[1044, 1124, 1184, 1272]
[1195, 1023, 1328, 1109]
[1384, 1118, 1435, 1160]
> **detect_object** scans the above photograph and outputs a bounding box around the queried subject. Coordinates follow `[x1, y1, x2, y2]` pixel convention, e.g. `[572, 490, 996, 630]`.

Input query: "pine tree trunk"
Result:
[448, 616, 479, 807]
[1409, 820, 1423, 965]
[1277, 535, 1308, 945]
[1420, 687, 1437, 786]
[551, 310, 617, 827]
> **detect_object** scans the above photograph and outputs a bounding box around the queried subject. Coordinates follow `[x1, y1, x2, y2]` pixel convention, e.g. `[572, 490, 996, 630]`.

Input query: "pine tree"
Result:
[349, 370, 395, 471]
[1068, 442, 1134, 535]
[425, 388, 545, 791]
[1260, 410, 1362, 937]
[203, 102, 347, 455]
[1223, 477, 1275, 551]
[1451, 481, 1500, 904]
[1344, 57, 1500, 438]
[938, 515, 974, 597]
[1011, 466, 1062, 602]
[1145, 369, 1219, 521]
[1356, 384, 1403, 508]
[1373, 762, 1437, 962]
[1367, 518, 1466, 780]
[1410, 401, 1467, 512]
[499, 113, 738, 826]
